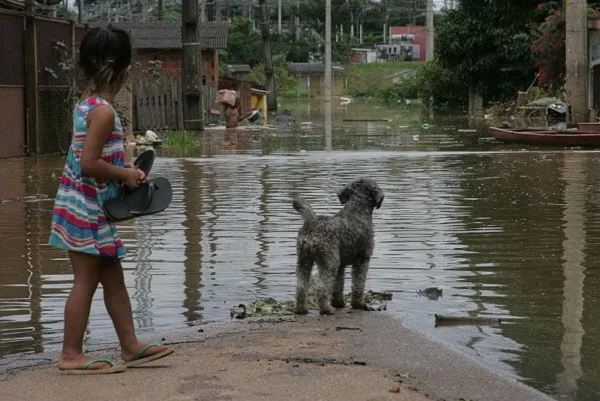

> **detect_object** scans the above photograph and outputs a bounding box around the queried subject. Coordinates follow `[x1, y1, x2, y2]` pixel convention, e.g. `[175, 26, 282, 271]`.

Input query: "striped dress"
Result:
[48, 96, 127, 259]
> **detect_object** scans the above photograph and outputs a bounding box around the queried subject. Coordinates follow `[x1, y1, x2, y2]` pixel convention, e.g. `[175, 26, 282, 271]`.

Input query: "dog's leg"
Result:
[351, 258, 370, 310]
[316, 256, 337, 315]
[294, 252, 313, 315]
[331, 264, 346, 308]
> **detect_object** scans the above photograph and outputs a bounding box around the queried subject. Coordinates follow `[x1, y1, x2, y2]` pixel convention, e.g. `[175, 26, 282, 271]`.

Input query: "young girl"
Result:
[49, 26, 173, 374]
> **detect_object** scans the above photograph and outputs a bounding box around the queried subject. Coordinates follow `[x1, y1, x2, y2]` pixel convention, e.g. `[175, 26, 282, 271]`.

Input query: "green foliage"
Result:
[247, 55, 309, 99]
[332, 34, 358, 63]
[225, 18, 263, 66]
[435, 0, 540, 102]
[530, 3, 565, 88]
[163, 131, 201, 156]
[369, 60, 468, 107]
[346, 61, 421, 97]
[224, 18, 320, 66]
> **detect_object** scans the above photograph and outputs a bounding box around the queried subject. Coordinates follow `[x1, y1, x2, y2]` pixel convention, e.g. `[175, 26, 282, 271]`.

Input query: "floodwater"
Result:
[1, 99, 600, 401]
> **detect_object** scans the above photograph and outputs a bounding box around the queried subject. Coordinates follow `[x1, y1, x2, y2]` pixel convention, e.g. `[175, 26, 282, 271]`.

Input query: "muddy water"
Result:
[1, 101, 600, 400]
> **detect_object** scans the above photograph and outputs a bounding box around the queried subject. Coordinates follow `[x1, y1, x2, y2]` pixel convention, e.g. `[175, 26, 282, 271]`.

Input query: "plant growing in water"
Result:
[163, 131, 202, 155]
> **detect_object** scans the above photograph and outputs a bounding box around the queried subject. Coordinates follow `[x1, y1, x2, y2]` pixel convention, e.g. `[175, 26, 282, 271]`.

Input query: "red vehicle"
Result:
[490, 127, 600, 147]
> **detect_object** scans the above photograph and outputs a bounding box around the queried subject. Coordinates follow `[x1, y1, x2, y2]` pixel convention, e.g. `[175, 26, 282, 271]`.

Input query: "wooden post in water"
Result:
[182, 0, 204, 131]
[259, 0, 277, 111]
[565, 0, 589, 123]
[324, 0, 332, 151]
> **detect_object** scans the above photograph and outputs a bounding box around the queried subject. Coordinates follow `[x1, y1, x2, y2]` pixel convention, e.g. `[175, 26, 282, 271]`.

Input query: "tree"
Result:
[435, 0, 539, 112]
[530, 2, 565, 89]
[224, 18, 263, 66]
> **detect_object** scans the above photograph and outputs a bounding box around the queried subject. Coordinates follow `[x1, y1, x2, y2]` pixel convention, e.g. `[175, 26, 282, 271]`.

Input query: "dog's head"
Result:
[337, 178, 384, 210]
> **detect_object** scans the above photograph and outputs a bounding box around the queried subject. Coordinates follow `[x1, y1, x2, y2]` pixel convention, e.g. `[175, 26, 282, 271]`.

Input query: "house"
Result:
[389, 26, 426, 61]
[227, 64, 252, 80]
[95, 21, 228, 133]
[286, 63, 346, 97]
[350, 48, 378, 64]
[102, 21, 229, 88]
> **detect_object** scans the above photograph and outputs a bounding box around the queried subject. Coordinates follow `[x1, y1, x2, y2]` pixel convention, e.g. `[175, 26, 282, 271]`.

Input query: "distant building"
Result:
[286, 63, 346, 97]
[227, 64, 252, 81]
[389, 26, 426, 61]
[100, 21, 229, 88]
[350, 48, 378, 64]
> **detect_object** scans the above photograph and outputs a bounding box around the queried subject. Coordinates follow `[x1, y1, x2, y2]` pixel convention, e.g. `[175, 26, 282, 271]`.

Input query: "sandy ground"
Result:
[0, 312, 556, 401]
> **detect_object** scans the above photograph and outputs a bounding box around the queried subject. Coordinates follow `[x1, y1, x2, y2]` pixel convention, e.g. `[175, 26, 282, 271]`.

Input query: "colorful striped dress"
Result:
[49, 96, 127, 259]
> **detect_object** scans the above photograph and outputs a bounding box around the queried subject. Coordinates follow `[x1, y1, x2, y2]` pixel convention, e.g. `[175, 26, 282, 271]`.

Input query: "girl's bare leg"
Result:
[57, 251, 111, 370]
[100, 259, 168, 361]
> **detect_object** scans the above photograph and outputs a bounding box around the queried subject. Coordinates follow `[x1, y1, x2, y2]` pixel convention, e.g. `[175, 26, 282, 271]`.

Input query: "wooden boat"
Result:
[490, 126, 600, 147]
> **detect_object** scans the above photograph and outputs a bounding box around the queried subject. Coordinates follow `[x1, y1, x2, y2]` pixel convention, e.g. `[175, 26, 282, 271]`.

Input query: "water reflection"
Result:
[182, 159, 204, 322]
[556, 154, 586, 400]
[1, 105, 600, 400]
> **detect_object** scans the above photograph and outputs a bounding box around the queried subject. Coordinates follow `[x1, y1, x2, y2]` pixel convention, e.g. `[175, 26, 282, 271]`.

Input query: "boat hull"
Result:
[490, 127, 600, 147]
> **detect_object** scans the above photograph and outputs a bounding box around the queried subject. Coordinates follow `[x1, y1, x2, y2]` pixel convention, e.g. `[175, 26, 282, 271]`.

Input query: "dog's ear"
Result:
[337, 185, 351, 204]
[372, 188, 384, 209]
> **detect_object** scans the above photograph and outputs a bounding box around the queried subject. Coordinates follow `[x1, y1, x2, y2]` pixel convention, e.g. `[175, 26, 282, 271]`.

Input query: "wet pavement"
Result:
[1, 100, 600, 400]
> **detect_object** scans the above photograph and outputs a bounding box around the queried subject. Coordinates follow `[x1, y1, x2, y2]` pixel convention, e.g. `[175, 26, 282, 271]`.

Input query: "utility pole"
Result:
[426, 0, 434, 60]
[565, 0, 589, 123]
[77, 0, 84, 23]
[259, 0, 277, 110]
[182, 0, 205, 131]
[278, 0, 282, 33]
[295, 0, 300, 39]
[324, 0, 332, 151]
[215, 0, 221, 21]
[200, 0, 206, 22]
[158, 0, 164, 21]
[142, 0, 148, 22]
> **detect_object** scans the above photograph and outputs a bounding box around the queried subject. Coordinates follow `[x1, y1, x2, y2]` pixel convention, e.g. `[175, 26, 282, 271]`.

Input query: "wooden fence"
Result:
[133, 74, 219, 132]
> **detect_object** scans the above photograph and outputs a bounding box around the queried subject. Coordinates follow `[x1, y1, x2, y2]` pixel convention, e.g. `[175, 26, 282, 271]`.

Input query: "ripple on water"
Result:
[1, 149, 600, 401]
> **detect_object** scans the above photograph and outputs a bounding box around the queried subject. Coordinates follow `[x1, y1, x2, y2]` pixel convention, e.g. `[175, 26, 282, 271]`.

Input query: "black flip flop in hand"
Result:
[103, 150, 173, 223]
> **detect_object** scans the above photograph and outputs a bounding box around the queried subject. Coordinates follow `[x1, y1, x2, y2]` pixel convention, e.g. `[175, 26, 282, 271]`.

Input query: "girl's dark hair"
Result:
[79, 26, 132, 94]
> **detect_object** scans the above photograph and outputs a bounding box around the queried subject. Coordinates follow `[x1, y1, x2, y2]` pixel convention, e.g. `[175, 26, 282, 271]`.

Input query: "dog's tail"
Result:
[292, 195, 316, 220]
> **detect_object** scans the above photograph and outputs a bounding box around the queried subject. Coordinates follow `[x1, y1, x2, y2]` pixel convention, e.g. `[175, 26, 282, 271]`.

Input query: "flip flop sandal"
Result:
[59, 358, 126, 375]
[134, 149, 155, 178]
[103, 177, 173, 223]
[125, 343, 175, 368]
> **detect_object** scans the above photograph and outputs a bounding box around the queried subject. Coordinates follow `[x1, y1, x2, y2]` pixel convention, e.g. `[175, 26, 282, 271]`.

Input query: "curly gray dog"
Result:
[292, 178, 384, 315]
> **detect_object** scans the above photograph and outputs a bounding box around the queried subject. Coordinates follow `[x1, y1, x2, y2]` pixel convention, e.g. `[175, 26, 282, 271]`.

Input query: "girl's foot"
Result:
[121, 341, 173, 366]
[57, 354, 113, 371]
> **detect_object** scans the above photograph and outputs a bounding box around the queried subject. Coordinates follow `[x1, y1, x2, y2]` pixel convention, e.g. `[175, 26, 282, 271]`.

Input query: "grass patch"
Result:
[346, 61, 423, 97]
[163, 131, 202, 155]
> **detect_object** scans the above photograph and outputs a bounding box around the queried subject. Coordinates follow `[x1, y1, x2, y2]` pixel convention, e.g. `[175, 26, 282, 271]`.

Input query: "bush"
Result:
[530, 4, 565, 88]
[370, 61, 468, 107]
[247, 55, 309, 99]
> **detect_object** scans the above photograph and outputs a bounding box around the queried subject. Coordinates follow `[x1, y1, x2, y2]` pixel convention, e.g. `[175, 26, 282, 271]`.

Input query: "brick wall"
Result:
[136, 49, 219, 87]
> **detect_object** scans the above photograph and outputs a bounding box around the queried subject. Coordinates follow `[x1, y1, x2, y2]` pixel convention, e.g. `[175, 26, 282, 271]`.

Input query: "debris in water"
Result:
[229, 288, 392, 319]
[335, 326, 361, 331]
[417, 287, 443, 301]
[434, 314, 502, 327]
